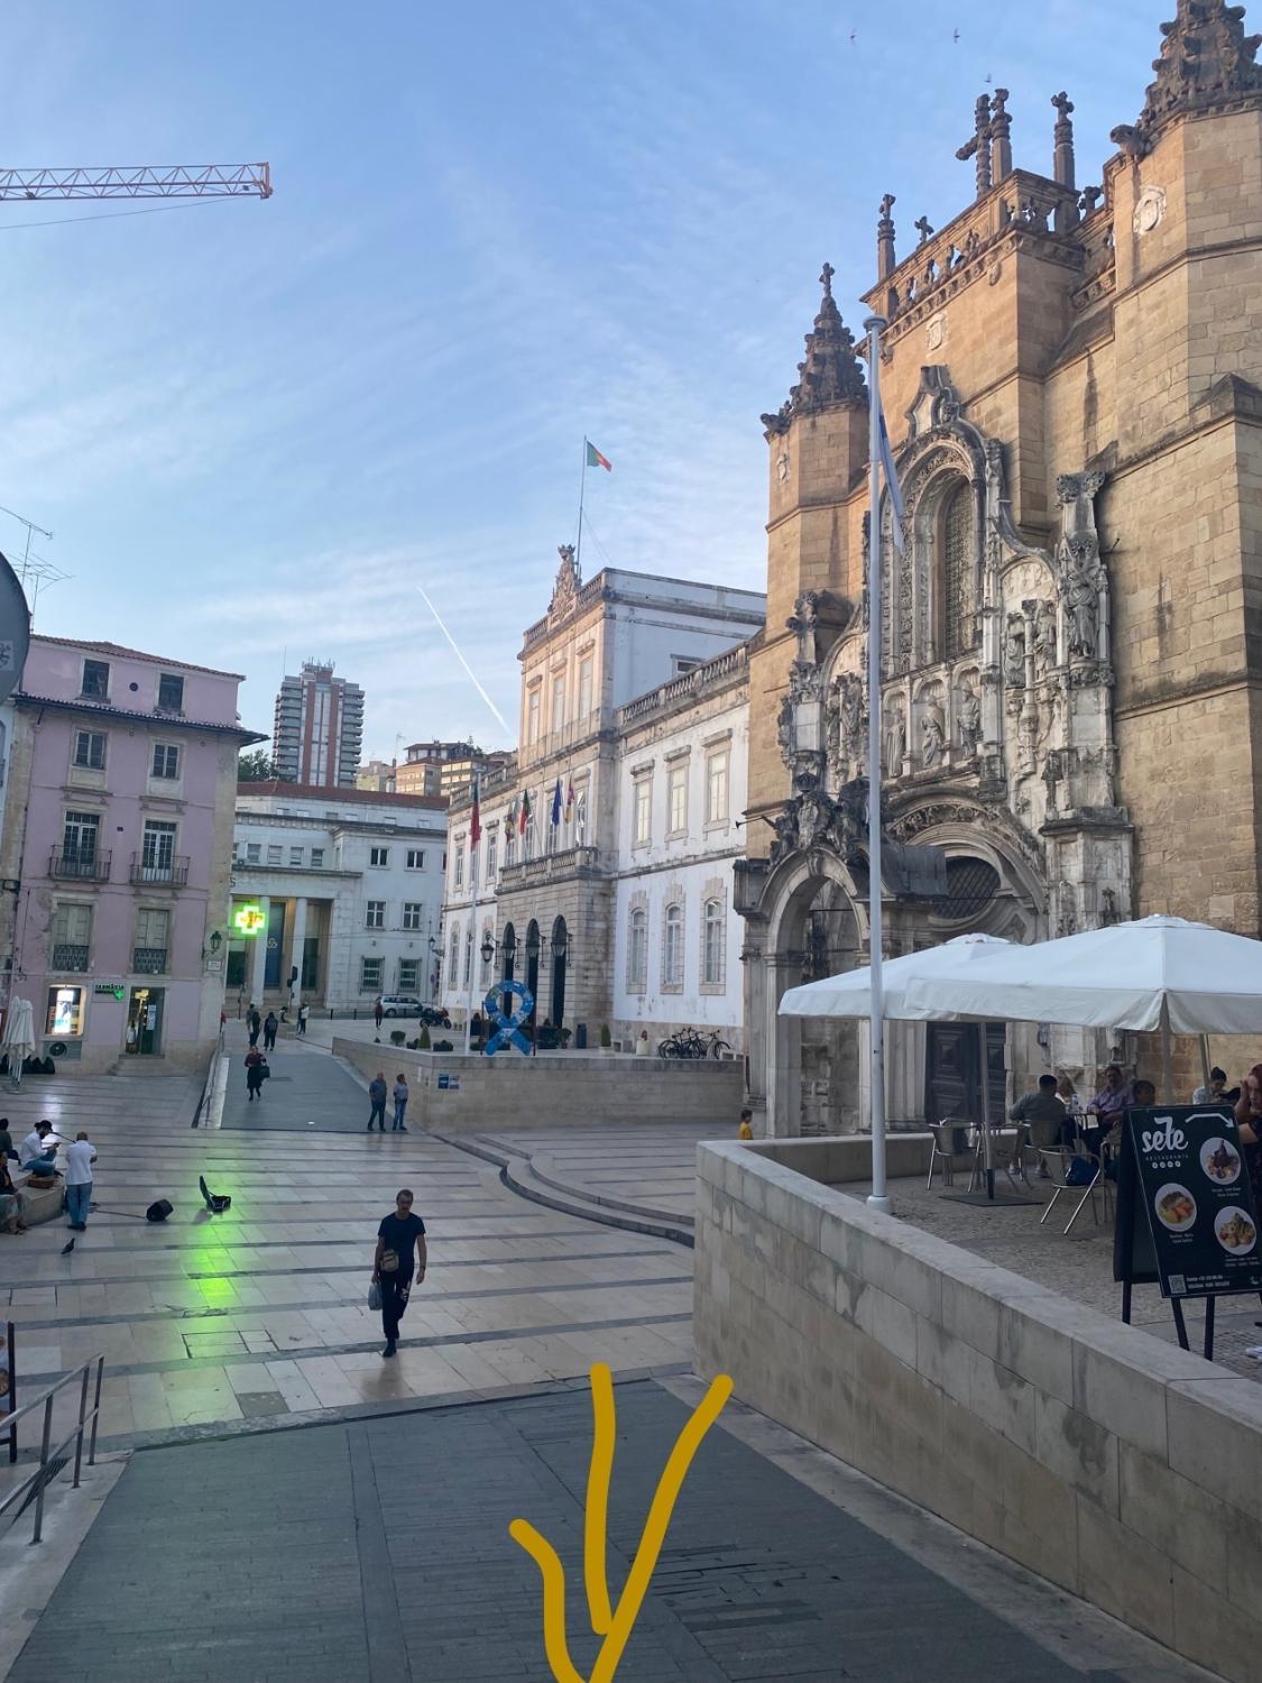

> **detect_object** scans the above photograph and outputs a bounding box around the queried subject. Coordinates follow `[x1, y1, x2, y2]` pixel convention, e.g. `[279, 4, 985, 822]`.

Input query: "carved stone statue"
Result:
[776, 692, 794, 764]
[957, 684, 981, 751]
[1033, 599, 1058, 677]
[838, 674, 863, 762]
[885, 704, 906, 774]
[920, 705, 946, 769]
[1064, 549, 1098, 658]
[1004, 615, 1026, 689]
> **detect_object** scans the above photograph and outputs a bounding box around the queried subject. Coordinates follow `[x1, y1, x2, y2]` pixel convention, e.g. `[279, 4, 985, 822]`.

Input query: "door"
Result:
[125, 987, 164, 1055]
[925, 1022, 1005, 1123]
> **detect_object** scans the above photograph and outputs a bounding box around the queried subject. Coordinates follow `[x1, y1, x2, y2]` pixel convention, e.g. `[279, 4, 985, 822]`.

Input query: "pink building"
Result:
[0, 637, 262, 1073]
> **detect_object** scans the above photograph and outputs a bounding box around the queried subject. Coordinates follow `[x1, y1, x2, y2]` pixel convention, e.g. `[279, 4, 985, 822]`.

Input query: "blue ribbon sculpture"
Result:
[483, 980, 534, 1056]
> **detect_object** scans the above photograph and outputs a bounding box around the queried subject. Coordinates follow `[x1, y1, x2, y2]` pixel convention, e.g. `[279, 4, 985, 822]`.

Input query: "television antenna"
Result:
[0, 502, 70, 613]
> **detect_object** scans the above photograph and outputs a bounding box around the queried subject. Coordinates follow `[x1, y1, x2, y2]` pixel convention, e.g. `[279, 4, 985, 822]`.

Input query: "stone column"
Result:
[288, 896, 308, 1011]
[250, 895, 272, 1004]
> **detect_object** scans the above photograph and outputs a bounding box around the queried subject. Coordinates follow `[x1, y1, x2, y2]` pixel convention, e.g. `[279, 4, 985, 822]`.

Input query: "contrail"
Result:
[415, 584, 511, 737]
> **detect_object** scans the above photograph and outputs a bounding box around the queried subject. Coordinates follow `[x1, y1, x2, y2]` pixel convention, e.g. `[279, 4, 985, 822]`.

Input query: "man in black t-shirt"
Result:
[373, 1188, 427, 1357]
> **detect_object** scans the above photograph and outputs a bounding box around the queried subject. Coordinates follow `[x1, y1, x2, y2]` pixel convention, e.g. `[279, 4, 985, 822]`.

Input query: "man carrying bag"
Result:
[371, 1188, 426, 1358]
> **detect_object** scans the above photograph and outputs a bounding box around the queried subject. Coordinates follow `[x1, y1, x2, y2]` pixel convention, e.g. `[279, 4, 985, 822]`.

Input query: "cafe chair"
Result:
[926, 1121, 973, 1189]
[1037, 1147, 1108, 1235]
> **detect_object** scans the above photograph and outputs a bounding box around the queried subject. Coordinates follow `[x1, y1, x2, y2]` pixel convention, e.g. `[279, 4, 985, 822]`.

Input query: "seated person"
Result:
[0, 1156, 26, 1233]
[0, 1118, 15, 1160]
[1193, 1067, 1229, 1105]
[20, 1120, 59, 1174]
[1009, 1074, 1069, 1175]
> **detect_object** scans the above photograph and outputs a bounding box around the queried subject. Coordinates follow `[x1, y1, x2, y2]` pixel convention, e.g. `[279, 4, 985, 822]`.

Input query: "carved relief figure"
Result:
[1004, 614, 1026, 689]
[777, 692, 794, 765]
[1033, 599, 1058, 678]
[920, 704, 946, 769]
[1064, 550, 1099, 658]
[956, 682, 981, 752]
[885, 701, 907, 774]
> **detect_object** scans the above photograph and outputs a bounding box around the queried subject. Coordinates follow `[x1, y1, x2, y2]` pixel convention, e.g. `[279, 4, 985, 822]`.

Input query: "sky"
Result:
[2, 0, 1169, 759]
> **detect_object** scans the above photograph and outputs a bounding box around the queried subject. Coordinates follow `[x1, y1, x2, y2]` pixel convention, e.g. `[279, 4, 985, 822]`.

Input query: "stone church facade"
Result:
[740, 1, 1262, 1135]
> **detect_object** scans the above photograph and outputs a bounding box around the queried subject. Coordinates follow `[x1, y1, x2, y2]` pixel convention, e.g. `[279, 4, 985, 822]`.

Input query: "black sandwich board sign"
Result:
[1114, 1104, 1262, 1358]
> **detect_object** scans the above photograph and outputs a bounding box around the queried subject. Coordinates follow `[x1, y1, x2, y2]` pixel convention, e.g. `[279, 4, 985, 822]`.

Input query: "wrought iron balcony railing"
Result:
[132, 947, 168, 975]
[129, 854, 190, 887]
[49, 850, 110, 882]
[51, 943, 90, 972]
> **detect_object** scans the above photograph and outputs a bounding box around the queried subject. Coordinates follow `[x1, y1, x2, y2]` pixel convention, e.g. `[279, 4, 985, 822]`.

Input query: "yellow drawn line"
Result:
[511, 1369, 734, 1683]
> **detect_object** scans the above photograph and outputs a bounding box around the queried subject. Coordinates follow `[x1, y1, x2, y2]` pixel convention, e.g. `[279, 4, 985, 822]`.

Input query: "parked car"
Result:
[379, 995, 423, 1018]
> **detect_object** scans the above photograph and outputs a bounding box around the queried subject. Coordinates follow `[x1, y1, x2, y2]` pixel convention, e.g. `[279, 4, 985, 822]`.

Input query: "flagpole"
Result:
[576, 438, 589, 575]
[864, 314, 890, 1213]
[464, 837, 479, 1056]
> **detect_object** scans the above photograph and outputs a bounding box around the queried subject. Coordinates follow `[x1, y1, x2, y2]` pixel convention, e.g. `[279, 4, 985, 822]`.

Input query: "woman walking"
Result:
[245, 1046, 268, 1102]
[392, 1074, 409, 1132]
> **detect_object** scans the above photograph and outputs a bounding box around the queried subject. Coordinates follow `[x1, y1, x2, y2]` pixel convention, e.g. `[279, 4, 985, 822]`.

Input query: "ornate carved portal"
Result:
[743, 363, 1134, 1136]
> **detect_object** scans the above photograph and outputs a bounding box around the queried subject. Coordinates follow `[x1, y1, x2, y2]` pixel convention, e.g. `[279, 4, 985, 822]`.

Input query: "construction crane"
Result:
[0, 161, 271, 201]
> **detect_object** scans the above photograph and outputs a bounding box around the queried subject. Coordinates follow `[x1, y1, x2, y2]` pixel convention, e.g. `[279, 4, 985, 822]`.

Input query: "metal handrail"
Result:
[0, 1354, 105, 1542]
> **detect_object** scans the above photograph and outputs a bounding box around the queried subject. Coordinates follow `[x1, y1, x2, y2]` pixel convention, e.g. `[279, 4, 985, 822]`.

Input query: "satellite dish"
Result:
[0, 552, 31, 706]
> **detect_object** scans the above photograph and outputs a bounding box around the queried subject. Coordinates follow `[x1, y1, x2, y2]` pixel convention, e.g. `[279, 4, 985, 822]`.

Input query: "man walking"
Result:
[297, 1002, 310, 1037]
[263, 1010, 279, 1052]
[248, 1006, 262, 1048]
[392, 1073, 409, 1132]
[63, 1130, 97, 1231]
[372, 1187, 426, 1357]
[374, 995, 384, 1033]
[367, 1072, 388, 1131]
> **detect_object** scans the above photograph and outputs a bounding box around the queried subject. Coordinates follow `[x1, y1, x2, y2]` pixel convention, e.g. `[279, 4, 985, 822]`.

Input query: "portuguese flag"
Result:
[586, 440, 612, 473]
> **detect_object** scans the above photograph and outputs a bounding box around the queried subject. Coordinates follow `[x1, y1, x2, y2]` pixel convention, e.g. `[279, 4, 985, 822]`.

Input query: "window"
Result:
[361, 956, 383, 992]
[402, 902, 423, 930]
[454, 837, 464, 888]
[672, 656, 701, 676]
[406, 848, 425, 869]
[486, 829, 497, 879]
[551, 672, 565, 733]
[63, 811, 100, 865]
[81, 659, 109, 700]
[633, 777, 652, 846]
[448, 923, 459, 984]
[310, 847, 325, 868]
[370, 845, 389, 867]
[156, 673, 184, 712]
[151, 743, 180, 780]
[667, 763, 688, 835]
[524, 810, 536, 861]
[46, 985, 84, 1037]
[135, 907, 170, 973]
[627, 907, 648, 991]
[942, 481, 975, 658]
[141, 820, 177, 878]
[702, 898, 725, 987]
[289, 846, 304, 866]
[74, 731, 106, 770]
[246, 842, 262, 863]
[267, 844, 282, 865]
[577, 655, 593, 720]
[527, 686, 541, 744]
[574, 790, 587, 846]
[663, 903, 684, 988]
[51, 904, 92, 972]
[398, 959, 419, 992]
[365, 900, 386, 929]
[463, 928, 473, 987]
[705, 750, 729, 825]
[504, 827, 516, 867]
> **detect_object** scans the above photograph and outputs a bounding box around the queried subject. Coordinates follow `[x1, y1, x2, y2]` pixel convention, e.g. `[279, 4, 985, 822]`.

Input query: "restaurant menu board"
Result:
[1120, 1106, 1262, 1299]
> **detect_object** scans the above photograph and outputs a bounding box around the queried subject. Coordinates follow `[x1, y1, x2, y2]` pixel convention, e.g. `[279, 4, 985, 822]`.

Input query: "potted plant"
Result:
[419, 1024, 431, 1051]
[599, 1024, 612, 1054]
[390, 1029, 407, 1047]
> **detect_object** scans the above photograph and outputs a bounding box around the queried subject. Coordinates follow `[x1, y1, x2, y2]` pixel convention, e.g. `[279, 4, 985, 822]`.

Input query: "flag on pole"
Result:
[519, 788, 531, 835]
[585, 440, 612, 473]
[550, 777, 563, 827]
[564, 775, 575, 821]
[878, 410, 906, 555]
[469, 774, 481, 847]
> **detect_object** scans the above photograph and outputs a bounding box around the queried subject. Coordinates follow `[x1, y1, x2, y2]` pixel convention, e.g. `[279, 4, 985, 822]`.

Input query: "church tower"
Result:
[745, 266, 868, 853]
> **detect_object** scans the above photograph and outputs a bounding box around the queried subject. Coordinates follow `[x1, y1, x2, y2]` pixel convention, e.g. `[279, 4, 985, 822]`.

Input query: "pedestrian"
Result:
[0, 1118, 15, 1161]
[1234, 1066, 1262, 1208]
[20, 1121, 59, 1175]
[263, 1010, 279, 1052]
[1008, 1073, 1068, 1175]
[0, 1157, 26, 1234]
[1193, 1066, 1229, 1105]
[737, 1106, 754, 1141]
[367, 1072, 388, 1131]
[374, 995, 384, 1031]
[248, 1007, 262, 1048]
[1055, 1073, 1085, 1143]
[245, 1046, 267, 1101]
[392, 1073, 409, 1132]
[635, 1029, 651, 1057]
[63, 1130, 96, 1231]
[372, 1187, 426, 1357]
[298, 1002, 310, 1037]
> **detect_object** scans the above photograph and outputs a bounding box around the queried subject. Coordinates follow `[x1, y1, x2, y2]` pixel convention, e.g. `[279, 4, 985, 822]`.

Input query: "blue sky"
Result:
[3, 0, 1166, 758]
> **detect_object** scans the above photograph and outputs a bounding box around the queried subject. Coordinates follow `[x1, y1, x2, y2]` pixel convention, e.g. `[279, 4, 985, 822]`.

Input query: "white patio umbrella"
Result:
[780, 934, 1013, 1198]
[900, 914, 1262, 1098]
[2, 997, 36, 1089]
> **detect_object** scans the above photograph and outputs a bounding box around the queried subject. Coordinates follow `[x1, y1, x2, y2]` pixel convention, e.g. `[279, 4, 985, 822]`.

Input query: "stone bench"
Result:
[6, 1170, 64, 1228]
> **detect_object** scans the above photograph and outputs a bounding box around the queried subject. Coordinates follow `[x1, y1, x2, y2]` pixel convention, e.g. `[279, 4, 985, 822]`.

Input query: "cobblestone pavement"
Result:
[0, 1030, 693, 1473]
[5, 1379, 1209, 1683]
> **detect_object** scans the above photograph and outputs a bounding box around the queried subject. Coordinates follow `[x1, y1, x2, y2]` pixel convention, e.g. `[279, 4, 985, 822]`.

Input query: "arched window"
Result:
[663, 902, 683, 988]
[627, 907, 648, 991]
[941, 481, 974, 658]
[702, 898, 724, 987]
[448, 922, 459, 988]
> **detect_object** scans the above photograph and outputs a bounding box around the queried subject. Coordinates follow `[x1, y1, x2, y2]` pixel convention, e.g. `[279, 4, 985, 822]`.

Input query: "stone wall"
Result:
[334, 1037, 742, 1132]
[695, 1139, 1262, 1683]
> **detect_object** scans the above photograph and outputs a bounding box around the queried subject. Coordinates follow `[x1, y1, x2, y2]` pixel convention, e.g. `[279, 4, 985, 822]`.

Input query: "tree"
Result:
[238, 750, 279, 782]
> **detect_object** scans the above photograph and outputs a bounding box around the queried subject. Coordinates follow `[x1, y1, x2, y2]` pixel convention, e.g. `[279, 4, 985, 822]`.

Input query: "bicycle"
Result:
[657, 1027, 732, 1061]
